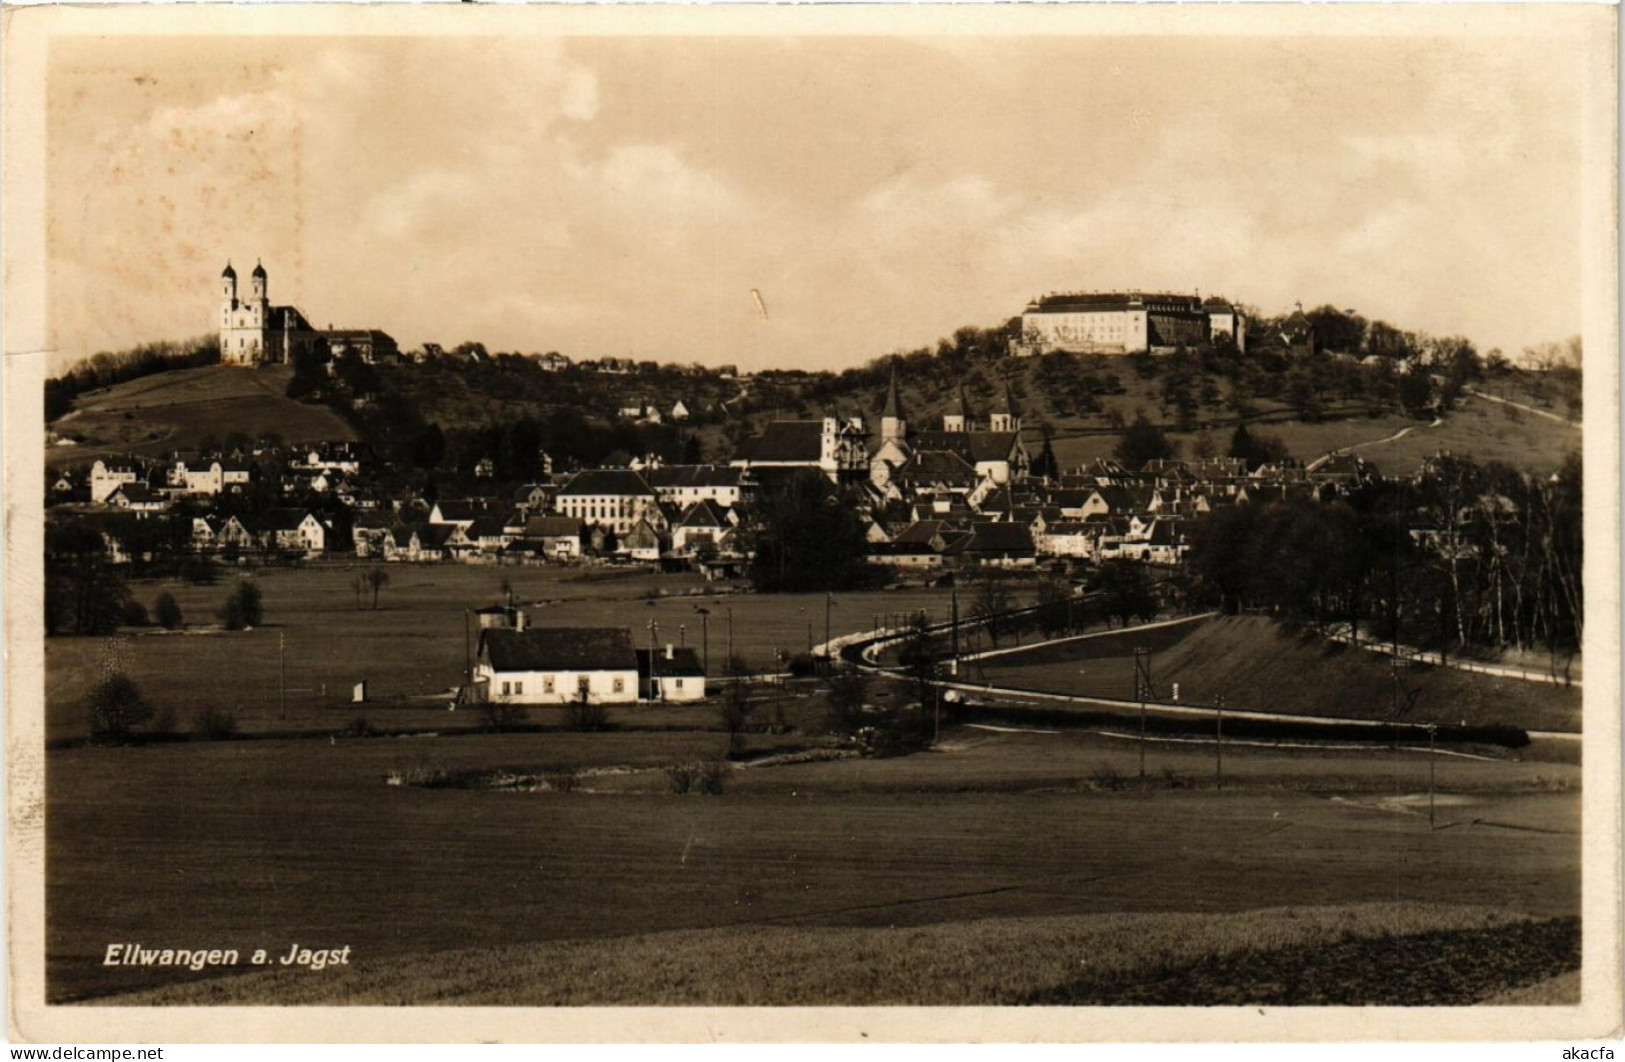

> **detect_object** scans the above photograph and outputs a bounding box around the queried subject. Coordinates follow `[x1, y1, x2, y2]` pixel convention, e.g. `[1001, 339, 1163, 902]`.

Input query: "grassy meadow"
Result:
[48, 564, 980, 741]
[111, 902, 1575, 1006]
[44, 550, 1584, 1007]
[47, 364, 355, 468]
[50, 727, 1578, 1004]
[1043, 391, 1578, 478]
[973, 615, 1581, 734]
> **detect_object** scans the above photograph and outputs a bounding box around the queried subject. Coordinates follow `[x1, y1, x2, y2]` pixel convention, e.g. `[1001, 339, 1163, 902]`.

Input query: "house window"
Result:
[514, 681, 523, 695]
[577, 676, 590, 694]
[674, 679, 684, 691]
[612, 677, 625, 693]
[544, 676, 555, 694]
[501, 681, 511, 695]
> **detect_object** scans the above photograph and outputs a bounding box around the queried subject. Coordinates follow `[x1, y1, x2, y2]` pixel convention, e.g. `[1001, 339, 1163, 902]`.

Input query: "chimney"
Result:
[515, 609, 526, 632]
[665, 643, 675, 660]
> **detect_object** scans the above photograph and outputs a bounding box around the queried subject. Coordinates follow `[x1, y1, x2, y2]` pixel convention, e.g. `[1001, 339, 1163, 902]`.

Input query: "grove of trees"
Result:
[1184, 452, 1582, 672]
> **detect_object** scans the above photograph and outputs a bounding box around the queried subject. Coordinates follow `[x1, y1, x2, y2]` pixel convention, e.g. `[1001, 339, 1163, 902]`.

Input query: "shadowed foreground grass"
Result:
[108, 902, 1574, 1006]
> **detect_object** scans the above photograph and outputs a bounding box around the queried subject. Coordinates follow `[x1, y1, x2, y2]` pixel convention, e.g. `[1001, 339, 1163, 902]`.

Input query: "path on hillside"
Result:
[1322, 624, 1581, 688]
[1305, 416, 1442, 470]
[1464, 387, 1580, 428]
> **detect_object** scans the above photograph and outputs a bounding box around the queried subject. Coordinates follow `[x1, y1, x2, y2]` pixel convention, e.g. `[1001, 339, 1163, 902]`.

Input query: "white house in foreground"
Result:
[473, 626, 639, 705]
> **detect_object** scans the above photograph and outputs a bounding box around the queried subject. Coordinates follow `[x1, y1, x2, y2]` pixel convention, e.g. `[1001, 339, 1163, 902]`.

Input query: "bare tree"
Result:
[365, 568, 390, 610]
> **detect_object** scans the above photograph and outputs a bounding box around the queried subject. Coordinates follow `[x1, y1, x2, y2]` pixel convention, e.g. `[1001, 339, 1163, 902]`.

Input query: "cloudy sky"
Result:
[47, 27, 1588, 372]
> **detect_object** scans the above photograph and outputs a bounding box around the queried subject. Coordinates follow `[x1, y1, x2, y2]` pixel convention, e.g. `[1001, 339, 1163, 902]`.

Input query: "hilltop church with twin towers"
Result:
[217, 260, 397, 367]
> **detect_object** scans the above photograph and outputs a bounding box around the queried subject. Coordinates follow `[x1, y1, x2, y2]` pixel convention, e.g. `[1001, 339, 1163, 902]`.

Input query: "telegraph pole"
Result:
[727, 608, 734, 677]
[1428, 724, 1438, 827]
[279, 631, 287, 721]
[824, 592, 833, 665]
[951, 589, 960, 659]
[1133, 647, 1152, 778]
[463, 609, 471, 683]
[648, 620, 659, 703]
[699, 609, 709, 677]
[1215, 695, 1225, 791]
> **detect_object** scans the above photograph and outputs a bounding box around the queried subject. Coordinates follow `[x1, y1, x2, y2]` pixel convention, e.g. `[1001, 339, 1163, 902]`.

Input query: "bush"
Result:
[667, 761, 727, 795]
[193, 707, 239, 740]
[154, 592, 183, 630]
[565, 694, 607, 732]
[542, 769, 580, 793]
[122, 600, 149, 627]
[148, 706, 179, 738]
[88, 673, 154, 743]
[221, 579, 262, 630]
[666, 762, 698, 794]
[824, 670, 869, 735]
[1089, 762, 1126, 791]
[787, 652, 818, 677]
[696, 761, 729, 795]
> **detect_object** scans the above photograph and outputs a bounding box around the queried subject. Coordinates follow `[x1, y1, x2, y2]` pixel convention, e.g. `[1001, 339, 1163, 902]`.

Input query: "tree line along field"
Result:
[47, 724, 1578, 1004]
[45, 564, 995, 741]
[972, 615, 1581, 735]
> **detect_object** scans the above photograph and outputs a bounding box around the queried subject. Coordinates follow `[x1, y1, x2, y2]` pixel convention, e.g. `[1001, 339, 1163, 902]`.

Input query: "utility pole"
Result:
[680, 623, 687, 649]
[463, 609, 471, 683]
[1428, 724, 1437, 827]
[824, 592, 833, 665]
[648, 620, 659, 703]
[698, 609, 709, 678]
[951, 589, 960, 659]
[279, 631, 287, 721]
[1215, 695, 1224, 791]
[727, 608, 734, 677]
[1133, 647, 1152, 778]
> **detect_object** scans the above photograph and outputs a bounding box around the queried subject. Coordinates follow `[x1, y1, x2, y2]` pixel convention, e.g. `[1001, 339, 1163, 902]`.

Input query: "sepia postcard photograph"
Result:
[3, 2, 1620, 1045]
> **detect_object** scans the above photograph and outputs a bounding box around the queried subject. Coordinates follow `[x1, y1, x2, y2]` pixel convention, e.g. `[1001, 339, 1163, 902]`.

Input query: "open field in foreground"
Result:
[47, 365, 355, 467]
[48, 724, 1578, 1003]
[46, 564, 984, 740]
[111, 903, 1575, 1006]
[974, 615, 1580, 734]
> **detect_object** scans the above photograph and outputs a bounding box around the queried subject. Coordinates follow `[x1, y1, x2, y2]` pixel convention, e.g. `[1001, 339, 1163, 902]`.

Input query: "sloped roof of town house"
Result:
[623, 517, 664, 547]
[514, 482, 553, 502]
[467, 516, 509, 539]
[1203, 295, 1236, 310]
[636, 647, 705, 680]
[1043, 521, 1104, 537]
[482, 628, 638, 673]
[956, 521, 1036, 555]
[908, 430, 1020, 465]
[1146, 520, 1184, 547]
[324, 328, 397, 345]
[736, 420, 825, 463]
[677, 499, 730, 529]
[257, 507, 314, 532]
[891, 519, 950, 547]
[645, 464, 746, 489]
[558, 469, 656, 497]
[896, 449, 978, 485]
[523, 515, 584, 538]
[419, 524, 460, 548]
[352, 511, 396, 530]
[112, 482, 163, 503]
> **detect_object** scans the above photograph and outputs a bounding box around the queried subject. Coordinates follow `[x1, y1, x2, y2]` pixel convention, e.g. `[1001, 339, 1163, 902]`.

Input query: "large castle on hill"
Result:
[218, 260, 398, 367]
